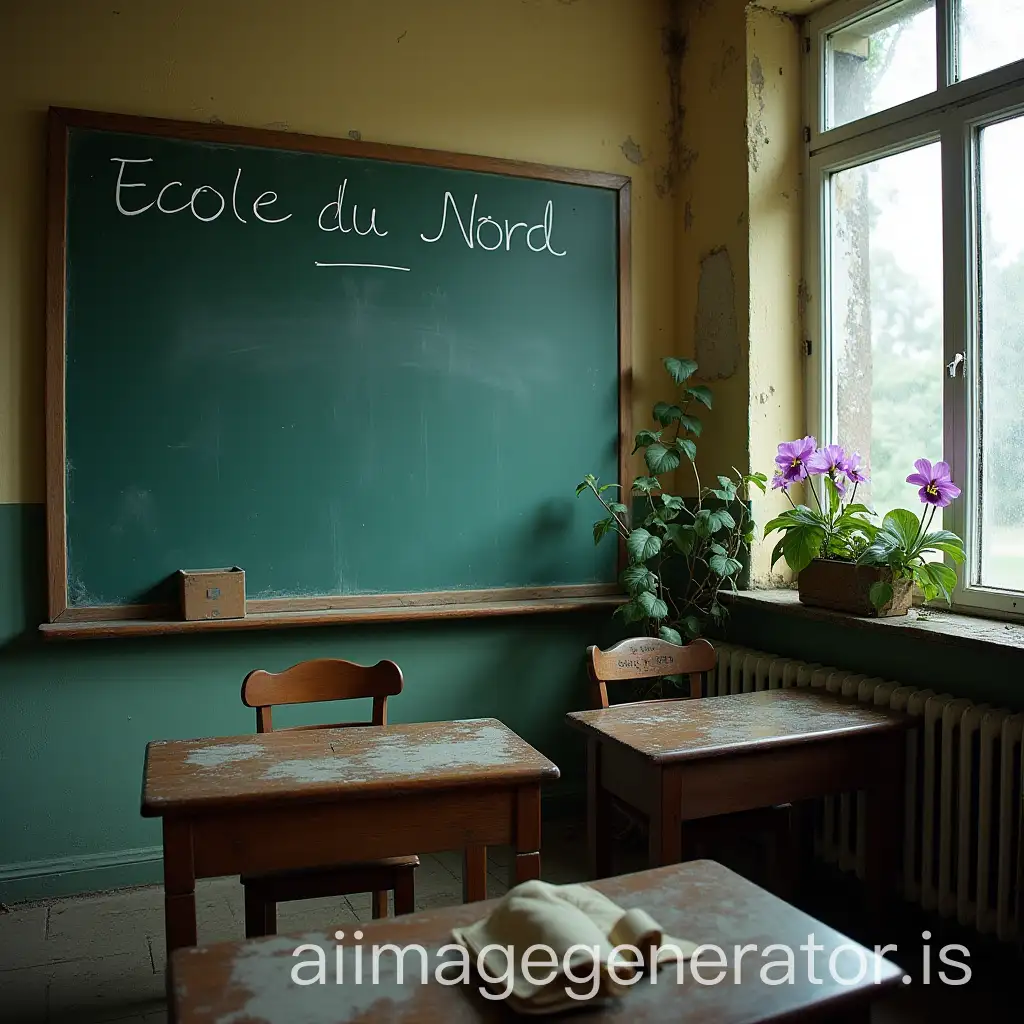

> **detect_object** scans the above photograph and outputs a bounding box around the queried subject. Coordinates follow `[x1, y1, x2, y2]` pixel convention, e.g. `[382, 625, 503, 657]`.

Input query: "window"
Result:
[806, 0, 1024, 616]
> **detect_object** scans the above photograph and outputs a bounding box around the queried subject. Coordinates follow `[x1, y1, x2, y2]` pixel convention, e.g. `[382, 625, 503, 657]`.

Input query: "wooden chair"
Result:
[239, 658, 419, 937]
[586, 637, 797, 897]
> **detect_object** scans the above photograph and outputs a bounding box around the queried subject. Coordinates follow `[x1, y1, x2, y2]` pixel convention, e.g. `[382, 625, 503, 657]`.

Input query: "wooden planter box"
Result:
[797, 559, 912, 618]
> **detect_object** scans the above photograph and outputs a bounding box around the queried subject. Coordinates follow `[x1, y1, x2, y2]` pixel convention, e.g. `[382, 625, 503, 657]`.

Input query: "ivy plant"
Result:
[577, 357, 767, 644]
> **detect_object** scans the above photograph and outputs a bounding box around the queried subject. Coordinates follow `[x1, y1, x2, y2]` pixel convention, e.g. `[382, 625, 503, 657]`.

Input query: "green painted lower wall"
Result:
[0, 502, 613, 902]
[9, 498, 1022, 904]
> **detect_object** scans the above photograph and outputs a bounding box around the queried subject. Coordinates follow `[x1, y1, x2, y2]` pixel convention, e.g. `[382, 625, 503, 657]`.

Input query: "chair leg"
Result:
[244, 886, 276, 939]
[371, 890, 389, 919]
[393, 871, 416, 916]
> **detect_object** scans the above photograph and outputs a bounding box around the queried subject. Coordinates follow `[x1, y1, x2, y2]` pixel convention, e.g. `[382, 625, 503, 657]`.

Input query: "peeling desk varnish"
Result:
[142, 719, 559, 952]
[170, 861, 903, 1023]
[567, 690, 910, 913]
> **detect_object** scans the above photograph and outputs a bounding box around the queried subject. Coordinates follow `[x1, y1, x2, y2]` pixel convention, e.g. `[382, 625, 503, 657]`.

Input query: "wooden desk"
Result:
[142, 718, 559, 952]
[171, 860, 903, 1023]
[567, 690, 908, 896]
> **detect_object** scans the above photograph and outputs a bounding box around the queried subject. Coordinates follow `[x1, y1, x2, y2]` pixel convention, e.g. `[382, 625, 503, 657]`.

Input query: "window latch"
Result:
[947, 352, 965, 378]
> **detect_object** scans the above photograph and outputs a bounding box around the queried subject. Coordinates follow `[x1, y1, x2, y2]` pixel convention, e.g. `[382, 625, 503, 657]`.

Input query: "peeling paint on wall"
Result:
[620, 136, 644, 164]
[694, 247, 739, 380]
[748, 54, 768, 172]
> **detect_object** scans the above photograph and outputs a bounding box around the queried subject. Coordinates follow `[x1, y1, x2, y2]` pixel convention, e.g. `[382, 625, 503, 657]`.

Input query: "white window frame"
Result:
[804, 0, 1024, 618]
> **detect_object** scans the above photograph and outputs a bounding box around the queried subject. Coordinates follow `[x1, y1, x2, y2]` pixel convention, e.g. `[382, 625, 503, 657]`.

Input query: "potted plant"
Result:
[577, 357, 767, 655]
[763, 438, 966, 616]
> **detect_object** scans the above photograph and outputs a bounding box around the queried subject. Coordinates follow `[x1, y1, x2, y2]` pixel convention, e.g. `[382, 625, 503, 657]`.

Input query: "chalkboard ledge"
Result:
[39, 594, 625, 641]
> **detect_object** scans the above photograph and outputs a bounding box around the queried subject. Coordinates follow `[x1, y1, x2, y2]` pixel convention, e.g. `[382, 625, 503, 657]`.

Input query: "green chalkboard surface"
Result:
[46, 109, 629, 629]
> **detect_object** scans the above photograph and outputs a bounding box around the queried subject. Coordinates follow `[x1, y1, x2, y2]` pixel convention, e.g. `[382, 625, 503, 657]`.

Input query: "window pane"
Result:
[977, 114, 1024, 591]
[823, 0, 937, 129]
[830, 144, 943, 520]
[959, 0, 1024, 81]
[826, 0, 936, 130]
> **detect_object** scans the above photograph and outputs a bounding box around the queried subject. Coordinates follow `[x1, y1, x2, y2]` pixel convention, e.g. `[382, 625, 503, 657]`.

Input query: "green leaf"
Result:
[593, 518, 614, 545]
[598, 482, 619, 493]
[763, 506, 825, 536]
[919, 560, 957, 603]
[614, 599, 647, 624]
[881, 509, 921, 550]
[693, 509, 713, 537]
[676, 438, 697, 461]
[782, 524, 826, 572]
[685, 385, 713, 409]
[708, 508, 736, 532]
[637, 590, 669, 620]
[770, 537, 786, 569]
[912, 563, 939, 602]
[919, 530, 966, 562]
[621, 564, 658, 594]
[869, 581, 893, 610]
[645, 443, 681, 475]
[652, 402, 683, 426]
[682, 615, 702, 639]
[663, 356, 698, 384]
[708, 542, 728, 556]
[824, 476, 841, 517]
[632, 429, 662, 453]
[744, 472, 768, 493]
[575, 476, 595, 497]
[665, 523, 695, 553]
[680, 414, 703, 436]
[709, 553, 743, 577]
[626, 528, 662, 562]
[660, 494, 685, 510]
[607, 502, 628, 515]
[658, 625, 683, 645]
[632, 476, 661, 494]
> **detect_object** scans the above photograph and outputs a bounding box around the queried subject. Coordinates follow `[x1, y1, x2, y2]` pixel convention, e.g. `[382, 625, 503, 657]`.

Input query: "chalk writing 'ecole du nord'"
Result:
[109, 157, 568, 271]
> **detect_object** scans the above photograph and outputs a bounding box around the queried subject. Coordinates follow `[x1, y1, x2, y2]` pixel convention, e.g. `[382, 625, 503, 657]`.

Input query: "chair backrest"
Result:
[586, 637, 716, 709]
[240, 658, 404, 733]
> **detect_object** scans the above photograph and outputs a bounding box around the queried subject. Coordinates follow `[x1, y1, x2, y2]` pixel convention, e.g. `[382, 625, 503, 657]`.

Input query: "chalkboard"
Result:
[44, 109, 630, 633]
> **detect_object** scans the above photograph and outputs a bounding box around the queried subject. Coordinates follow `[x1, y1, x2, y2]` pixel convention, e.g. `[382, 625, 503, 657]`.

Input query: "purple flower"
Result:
[775, 436, 817, 483]
[906, 459, 961, 507]
[806, 444, 846, 476]
[770, 470, 788, 492]
[842, 451, 869, 484]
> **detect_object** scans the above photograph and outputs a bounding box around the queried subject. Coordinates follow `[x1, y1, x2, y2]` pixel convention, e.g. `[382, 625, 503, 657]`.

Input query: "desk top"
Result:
[171, 859, 903, 1023]
[142, 718, 559, 816]
[566, 689, 908, 764]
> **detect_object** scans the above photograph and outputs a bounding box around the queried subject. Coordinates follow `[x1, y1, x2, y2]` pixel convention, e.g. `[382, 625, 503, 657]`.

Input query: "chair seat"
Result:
[242, 855, 420, 901]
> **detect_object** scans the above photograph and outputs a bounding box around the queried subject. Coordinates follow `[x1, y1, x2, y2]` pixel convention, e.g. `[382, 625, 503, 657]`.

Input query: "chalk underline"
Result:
[314, 262, 411, 271]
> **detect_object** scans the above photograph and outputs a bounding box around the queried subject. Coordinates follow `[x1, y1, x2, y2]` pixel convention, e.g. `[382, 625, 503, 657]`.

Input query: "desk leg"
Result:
[162, 818, 197, 952]
[587, 740, 613, 879]
[463, 845, 488, 903]
[863, 733, 906, 923]
[512, 784, 542, 886]
[648, 769, 683, 868]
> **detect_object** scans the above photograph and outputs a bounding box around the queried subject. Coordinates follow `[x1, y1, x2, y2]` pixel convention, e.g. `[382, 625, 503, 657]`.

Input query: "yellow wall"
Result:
[674, 0, 751, 490]
[0, 0, 677, 503]
[669, 0, 803, 578]
[746, 4, 804, 581]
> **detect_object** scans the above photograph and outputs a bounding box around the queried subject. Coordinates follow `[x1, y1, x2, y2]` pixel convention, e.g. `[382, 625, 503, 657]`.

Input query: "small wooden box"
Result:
[178, 567, 245, 620]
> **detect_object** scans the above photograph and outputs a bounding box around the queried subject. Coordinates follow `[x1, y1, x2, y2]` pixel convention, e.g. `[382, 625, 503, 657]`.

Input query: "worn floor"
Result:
[0, 822, 1018, 1023]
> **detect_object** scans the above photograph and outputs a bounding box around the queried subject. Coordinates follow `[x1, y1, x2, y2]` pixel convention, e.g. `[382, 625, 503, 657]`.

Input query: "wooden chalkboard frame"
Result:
[43, 107, 631, 638]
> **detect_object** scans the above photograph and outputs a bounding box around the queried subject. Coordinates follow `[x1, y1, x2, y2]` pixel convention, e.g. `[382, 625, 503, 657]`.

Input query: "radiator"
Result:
[708, 642, 1024, 943]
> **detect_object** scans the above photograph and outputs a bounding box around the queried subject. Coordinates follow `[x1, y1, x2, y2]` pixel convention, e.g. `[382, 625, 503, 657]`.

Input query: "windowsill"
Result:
[726, 587, 1024, 655]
